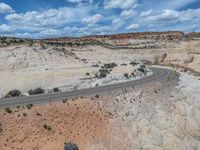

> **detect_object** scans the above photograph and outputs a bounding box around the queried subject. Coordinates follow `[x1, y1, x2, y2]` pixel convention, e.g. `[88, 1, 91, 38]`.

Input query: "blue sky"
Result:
[0, 0, 200, 38]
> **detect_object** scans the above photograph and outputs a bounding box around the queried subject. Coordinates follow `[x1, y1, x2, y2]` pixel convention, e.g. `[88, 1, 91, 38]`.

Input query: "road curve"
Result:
[0, 68, 174, 109]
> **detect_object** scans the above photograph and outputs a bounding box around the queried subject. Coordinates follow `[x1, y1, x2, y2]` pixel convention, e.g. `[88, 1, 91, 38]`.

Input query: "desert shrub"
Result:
[36, 112, 42, 116]
[43, 123, 51, 131]
[95, 63, 116, 79]
[16, 106, 20, 109]
[63, 100, 67, 103]
[28, 88, 45, 95]
[86, 72, 90, 76]
[91, 64, 99, 67]
[130, 61, 138, 66]
[4, 107, 12, 113]
[96, 68, 110, 78]
[121, 63, 127, 66]
[102, 63, 117, 69]
[99, 72, 107, 78]
[99, 68, 110, 74]
[131, 72, 135, 77]
[138, 66, 147, 74]
[124, 73, 129, 79]
[26, 104, 33, 109]
[96, 94, 99, 98]
[53, 87, 60, 93]
[23, 113, 27, 117]
[5, 89, 22, 98]
[64, 142, 78, 150]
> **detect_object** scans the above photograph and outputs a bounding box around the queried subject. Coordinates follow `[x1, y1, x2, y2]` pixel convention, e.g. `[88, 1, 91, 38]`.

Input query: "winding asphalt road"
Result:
[0, 68, 173, 109]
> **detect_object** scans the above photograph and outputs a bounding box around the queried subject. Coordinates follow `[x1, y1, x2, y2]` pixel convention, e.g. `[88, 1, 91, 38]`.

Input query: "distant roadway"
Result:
[0, 68, 174, 109]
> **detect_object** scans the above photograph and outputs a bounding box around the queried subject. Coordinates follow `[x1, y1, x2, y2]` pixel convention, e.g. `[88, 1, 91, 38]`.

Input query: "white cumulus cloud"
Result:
[112, 18, 125, 29]
[121, 9, 136, 20]
[68, 0, 82, 3]
[82, 14, 103, 25]
[5, 6, 90, 31]
[0, 2, 14, 13]
[105, 0, 138, 9]
[144, 9, 179, 24]
[140, 10, 152, 17]
[0, 24, 14, 33]
[127, 23, 139, 30]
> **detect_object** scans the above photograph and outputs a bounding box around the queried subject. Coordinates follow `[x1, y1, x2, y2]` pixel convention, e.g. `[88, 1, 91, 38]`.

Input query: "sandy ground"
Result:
[1, 67, 200, 150]
[0, 98, 110, 150]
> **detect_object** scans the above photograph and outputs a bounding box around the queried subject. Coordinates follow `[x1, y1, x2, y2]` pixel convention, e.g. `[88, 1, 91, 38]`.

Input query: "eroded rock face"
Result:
[0, 72, 200, 150]
[85, 73, 200, 150]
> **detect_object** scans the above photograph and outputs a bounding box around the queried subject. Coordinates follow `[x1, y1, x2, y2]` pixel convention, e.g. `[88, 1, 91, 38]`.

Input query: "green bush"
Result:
[43, 123, 51, 131]
[99, 68, 110, 74]
[4, 107, 12, 113]
[86, 72, 90, 76]
[99, 72, 107, 78]
[95, 63, 117, 79]
[124, 73, 129, 79]
[138, 66, 146, 74]
[28, 88, 45, 95]
[131, 72, 135, 77]
[102, 63, 117, 69]
[26, 104, 33, 109]
[23, 113, 27, 117]
[63, 100, 67, 103]
[53, 87, 60, 93]
[5, 89, 22, 98]
[130, 61, 138, 66]
[96, 94, 99, 98]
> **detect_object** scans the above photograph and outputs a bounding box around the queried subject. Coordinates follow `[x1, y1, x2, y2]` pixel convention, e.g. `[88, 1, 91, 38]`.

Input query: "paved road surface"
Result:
[0, 68, 173, 109]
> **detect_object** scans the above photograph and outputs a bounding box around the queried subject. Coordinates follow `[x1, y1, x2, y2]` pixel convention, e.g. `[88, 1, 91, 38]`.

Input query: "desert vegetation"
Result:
[43, 123, 52, 131]
[124, 73, 129, 79]
[95, 63, 117, 78]
[4, 107, 12, 113]
[53, 87, 60, 93]
[4, 89, 22, 98]
[28, 88, 45, 95]
[26, 104, 33, 109]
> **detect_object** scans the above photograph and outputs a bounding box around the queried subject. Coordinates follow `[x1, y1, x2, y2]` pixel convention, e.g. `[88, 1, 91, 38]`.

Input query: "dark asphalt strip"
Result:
[0, 68, 173, 109]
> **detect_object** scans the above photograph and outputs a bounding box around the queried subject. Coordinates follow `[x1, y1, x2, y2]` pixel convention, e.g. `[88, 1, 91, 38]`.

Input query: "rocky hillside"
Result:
[0, 31, 190, 48]
[43, 31, 186, 49]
